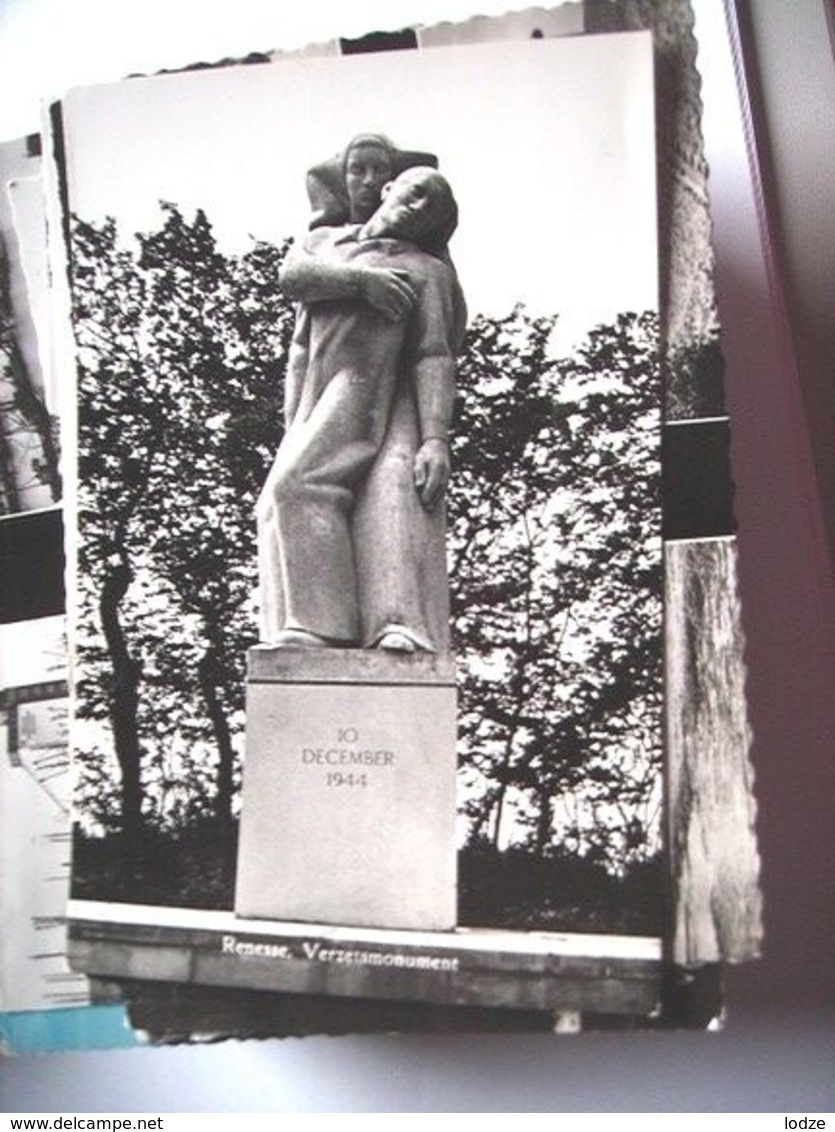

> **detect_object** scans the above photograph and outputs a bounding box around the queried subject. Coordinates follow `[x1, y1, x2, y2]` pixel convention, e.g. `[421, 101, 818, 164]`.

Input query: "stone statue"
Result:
[304, 133, 439, 230]
[256, 150, 466, 654]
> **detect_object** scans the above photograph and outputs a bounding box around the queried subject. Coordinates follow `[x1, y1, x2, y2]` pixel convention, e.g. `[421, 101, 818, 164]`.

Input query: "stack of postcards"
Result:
[0, 0, 761, 1052]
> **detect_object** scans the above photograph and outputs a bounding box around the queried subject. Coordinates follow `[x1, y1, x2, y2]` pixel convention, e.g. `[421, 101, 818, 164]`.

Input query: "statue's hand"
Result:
[359, 267, 416, 321]
[414, 438, 450, 510]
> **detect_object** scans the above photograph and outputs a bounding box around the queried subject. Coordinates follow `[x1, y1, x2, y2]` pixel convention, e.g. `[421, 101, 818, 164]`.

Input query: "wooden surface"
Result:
[666, 538, 762, 964]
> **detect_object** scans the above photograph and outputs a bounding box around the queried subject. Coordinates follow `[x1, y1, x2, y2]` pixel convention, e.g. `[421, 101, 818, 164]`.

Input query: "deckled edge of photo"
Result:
[32, 0, 755, 1041]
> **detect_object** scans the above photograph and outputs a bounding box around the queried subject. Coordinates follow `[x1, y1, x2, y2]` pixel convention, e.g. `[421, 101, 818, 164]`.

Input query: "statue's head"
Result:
[306, 136, 439, 231]
[364, 167, 458, 255]
[342, 134, 396, 222]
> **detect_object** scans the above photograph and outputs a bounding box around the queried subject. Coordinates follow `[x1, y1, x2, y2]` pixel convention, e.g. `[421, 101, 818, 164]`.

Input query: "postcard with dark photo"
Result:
[51, 11, 760, 1037]
[0, 136, 61, 517]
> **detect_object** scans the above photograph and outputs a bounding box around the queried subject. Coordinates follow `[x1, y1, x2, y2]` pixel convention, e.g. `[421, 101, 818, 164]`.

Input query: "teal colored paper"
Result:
[0, 1005, 137, 1054]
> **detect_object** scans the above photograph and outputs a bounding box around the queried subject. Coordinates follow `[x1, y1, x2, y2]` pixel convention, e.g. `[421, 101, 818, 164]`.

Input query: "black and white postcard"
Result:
[61, 29, 669, 1026]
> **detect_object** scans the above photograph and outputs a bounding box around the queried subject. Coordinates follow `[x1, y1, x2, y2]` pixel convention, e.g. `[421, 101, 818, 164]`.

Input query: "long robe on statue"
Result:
[257, 225, 461, 651]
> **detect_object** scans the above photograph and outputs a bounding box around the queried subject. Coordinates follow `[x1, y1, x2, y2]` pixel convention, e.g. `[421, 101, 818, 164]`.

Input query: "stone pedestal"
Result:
[235, 647, 457, 931]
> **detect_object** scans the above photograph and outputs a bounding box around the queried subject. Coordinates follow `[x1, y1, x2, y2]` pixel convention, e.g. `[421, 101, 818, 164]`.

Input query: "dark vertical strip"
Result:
[662, 419, 736, 539]
[0, 509, 65, 621]
[49, 101, 72, 253]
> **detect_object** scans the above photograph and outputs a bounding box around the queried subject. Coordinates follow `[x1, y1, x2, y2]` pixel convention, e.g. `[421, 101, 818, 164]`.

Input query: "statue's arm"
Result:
[411, 265, 464, 509]
[413, 351, 456, 510]
[279, 236, 416, 322]
[279, 240, 361, 302]
[415, 353, 456, 446]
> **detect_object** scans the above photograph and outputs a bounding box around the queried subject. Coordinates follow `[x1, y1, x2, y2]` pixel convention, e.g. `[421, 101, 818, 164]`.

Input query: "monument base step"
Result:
[68, 900, 662, 1016]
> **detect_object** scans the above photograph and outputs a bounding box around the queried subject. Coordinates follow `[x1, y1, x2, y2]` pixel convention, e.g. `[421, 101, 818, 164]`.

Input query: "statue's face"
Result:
[345, 143, 394, 221]
[372, 169, 449, 243]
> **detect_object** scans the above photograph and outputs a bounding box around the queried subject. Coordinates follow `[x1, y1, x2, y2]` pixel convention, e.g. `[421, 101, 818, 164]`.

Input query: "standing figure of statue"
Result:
[257, 138, 466, 654]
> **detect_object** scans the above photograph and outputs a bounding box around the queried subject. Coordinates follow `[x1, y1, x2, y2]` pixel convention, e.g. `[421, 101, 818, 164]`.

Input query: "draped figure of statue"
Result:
[257, 138, 466, 654]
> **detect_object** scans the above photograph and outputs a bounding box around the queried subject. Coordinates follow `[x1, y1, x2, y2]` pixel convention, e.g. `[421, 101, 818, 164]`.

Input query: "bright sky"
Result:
[61, 33, 657, 351]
